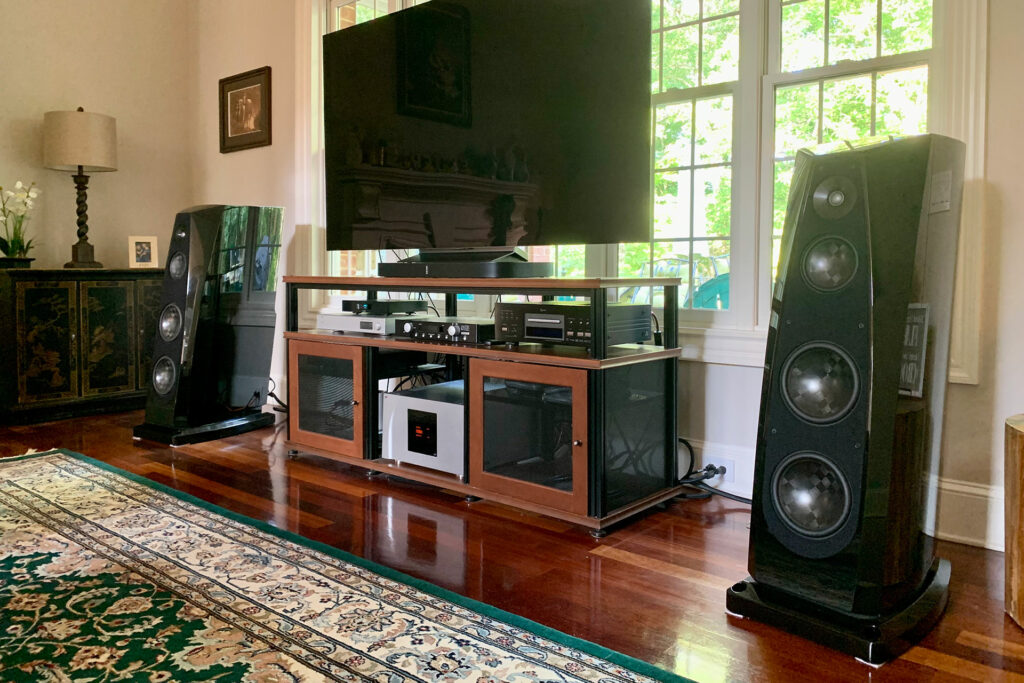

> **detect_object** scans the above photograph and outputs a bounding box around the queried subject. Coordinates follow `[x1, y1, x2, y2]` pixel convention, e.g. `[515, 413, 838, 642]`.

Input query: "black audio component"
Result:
[493, 302, 651, 346]
[342, 299, 427, 315]
[395, 317, 496, 344]
[133, 205, 282, 445]
[726, 135, 965, 664]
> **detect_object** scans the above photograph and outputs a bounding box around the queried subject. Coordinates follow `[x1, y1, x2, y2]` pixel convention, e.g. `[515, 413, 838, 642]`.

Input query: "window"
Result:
[298, 1, 983, 369]
[767, 0, 932, 278]
[637, 0, 741, 311]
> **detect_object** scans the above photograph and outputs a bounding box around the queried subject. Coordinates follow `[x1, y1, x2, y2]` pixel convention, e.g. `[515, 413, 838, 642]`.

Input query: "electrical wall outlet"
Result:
[717, 457, 736, 483]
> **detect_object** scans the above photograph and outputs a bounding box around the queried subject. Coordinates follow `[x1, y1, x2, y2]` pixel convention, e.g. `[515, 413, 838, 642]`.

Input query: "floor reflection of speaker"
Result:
[726, 135, 966, 664]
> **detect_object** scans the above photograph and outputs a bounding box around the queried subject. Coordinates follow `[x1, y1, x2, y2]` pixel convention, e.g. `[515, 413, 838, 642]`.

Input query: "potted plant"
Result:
[0, 181, 40, 268]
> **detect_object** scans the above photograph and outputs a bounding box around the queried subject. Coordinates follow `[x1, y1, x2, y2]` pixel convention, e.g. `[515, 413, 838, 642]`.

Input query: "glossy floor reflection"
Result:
[1, 411, 1021, 682]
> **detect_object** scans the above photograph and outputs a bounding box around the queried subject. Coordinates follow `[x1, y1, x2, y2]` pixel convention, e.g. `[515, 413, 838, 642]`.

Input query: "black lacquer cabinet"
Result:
[0, 269, 163, 424]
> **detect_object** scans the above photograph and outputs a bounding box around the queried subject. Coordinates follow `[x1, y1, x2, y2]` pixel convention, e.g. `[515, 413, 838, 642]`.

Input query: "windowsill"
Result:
[677, 325, 767, 367]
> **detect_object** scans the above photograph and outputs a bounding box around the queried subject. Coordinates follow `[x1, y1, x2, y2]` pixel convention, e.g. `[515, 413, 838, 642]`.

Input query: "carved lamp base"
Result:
[65, 240, 103, 269]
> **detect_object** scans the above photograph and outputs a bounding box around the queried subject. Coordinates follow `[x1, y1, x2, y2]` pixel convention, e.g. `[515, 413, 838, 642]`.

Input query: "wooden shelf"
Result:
[284, 330, 680, 369]
[284, 273, 680, 531]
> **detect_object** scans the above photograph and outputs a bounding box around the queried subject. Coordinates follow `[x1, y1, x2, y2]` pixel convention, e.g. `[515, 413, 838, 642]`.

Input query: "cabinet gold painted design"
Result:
[16, 281, 78, 403]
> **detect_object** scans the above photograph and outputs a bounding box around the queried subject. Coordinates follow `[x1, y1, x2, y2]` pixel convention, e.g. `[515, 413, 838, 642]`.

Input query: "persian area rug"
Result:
[0, 449, 691, 683]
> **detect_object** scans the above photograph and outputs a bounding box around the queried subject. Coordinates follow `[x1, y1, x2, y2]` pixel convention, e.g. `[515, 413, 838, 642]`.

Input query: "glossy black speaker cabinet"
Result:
[727, 135, 965, 664]
[133, 205, 283, 445]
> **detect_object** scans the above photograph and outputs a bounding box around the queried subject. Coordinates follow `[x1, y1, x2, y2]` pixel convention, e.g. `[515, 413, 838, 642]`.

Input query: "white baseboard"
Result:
[682, 438, 1005, 552]
[933, 477, 1004, 551]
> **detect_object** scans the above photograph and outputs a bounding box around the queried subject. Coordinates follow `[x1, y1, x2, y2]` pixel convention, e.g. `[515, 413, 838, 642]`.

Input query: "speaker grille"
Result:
[802, 236, 857, 292]
[772, 452, 850, 537]
[782, 343, 858, 424]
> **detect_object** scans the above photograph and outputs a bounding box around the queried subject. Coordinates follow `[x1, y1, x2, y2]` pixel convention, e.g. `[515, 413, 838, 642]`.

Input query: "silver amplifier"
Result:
[316, 311, 426, 336]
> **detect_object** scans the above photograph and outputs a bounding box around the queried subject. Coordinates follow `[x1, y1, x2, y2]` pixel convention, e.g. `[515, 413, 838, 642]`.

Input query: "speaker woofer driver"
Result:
[168, 252, 186, 280]
[159, 304, 183, 342]
[802, 236, 858, 292]
[812, 175, 858, 220]
[152, 356, 177, 396]
[781, 342, 859, 424]
[771, 452, 851, 537]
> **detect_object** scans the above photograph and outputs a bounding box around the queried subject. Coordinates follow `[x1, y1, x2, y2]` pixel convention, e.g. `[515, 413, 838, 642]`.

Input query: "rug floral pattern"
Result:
[0, 451, 676, 682]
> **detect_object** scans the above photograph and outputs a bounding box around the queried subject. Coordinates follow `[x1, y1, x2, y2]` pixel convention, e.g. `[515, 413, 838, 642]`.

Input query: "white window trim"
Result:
[931, 0, 986, 385]
[293, 0, 331, 331]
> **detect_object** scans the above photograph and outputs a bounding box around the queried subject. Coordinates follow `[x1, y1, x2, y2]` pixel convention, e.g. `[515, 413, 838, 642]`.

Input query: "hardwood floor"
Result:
[2, 410, 1022, 682]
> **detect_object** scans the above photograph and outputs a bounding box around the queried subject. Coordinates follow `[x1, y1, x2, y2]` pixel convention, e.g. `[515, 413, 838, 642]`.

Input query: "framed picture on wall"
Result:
[219, 66, 272, 153]
[128, 235, 159, 269]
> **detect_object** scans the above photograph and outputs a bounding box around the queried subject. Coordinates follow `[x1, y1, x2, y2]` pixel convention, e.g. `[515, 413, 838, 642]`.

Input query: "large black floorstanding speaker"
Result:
[726, 135, 965, 664]
[133, 205, 283, 445]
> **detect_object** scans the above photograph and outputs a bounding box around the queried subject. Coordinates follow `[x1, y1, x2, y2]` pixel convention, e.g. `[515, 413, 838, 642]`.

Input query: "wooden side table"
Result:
[1007, 414, 1024, 628]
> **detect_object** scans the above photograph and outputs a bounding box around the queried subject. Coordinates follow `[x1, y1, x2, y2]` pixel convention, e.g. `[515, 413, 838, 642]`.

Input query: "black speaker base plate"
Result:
[725, 557, 950, 665]
[133, 412, 275, 446]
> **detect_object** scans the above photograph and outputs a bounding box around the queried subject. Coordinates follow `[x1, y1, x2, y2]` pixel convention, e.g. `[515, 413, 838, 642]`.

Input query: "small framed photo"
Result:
[219, 66, 272, 153]
[129, 235, 159, 269]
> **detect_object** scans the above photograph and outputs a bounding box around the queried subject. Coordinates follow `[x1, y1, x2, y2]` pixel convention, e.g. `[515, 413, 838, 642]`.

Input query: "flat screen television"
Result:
[323, 0, 651, 276]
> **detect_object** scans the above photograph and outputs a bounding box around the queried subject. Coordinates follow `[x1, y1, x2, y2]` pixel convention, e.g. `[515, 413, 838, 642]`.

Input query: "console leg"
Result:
[287, 449, 299, 460]
[464, 495, 481, 503]
[589, 528, 608, 539]
[366, 470, 384, 479]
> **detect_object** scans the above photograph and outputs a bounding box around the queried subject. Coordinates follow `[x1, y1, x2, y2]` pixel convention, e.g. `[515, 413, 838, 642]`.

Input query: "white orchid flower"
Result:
[14, 181, 24, 190]
[28, 188, 39, 199]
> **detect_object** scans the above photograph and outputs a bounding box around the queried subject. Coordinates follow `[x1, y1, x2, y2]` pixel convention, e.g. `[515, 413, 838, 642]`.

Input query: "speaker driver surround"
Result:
[772, 452, 851, 537]
[152, 356, 177, 395]
[159, 304, 183, 341]
[782, 342, 859, 424]
[802, 236, 858, 292]
[812, 176, 858, 220]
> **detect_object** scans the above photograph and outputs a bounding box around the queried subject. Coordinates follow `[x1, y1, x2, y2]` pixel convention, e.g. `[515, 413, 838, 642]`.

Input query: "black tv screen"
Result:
[323, 0, 652, 252]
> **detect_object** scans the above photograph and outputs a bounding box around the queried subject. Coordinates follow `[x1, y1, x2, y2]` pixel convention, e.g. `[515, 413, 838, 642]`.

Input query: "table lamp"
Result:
[43, 107, 118, 268]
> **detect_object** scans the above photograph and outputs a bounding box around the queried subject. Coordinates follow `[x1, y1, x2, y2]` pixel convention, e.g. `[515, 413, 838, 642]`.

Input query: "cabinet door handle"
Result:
[350, 399, 360, 406]
[572, 439, 583, 447]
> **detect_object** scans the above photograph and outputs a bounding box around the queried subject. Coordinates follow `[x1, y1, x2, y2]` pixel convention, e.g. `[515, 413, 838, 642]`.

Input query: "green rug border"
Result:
[5, 448, 694, 683]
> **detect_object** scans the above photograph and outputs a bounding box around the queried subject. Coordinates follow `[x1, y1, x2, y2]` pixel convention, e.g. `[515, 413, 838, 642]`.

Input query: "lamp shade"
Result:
[43, 110, 117, 172]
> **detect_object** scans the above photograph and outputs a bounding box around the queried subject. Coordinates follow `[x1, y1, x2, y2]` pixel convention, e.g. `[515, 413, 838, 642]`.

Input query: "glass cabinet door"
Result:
[288, 339, 364, 458]
[469, 359, 588, 515]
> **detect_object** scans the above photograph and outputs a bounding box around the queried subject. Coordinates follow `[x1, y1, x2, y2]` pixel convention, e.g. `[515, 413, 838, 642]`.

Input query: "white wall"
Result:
[191, 0, 298, 382]
[934, 0, 1024, 548]
[0, 0, 195, 269]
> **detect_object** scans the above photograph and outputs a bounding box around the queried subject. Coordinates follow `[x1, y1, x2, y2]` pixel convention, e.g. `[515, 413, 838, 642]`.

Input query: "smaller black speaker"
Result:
[133, 205, 282, 445]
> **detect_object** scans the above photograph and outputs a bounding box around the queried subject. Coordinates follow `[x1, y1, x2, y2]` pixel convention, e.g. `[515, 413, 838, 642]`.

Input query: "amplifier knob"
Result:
[403, 322, 414, 333]
[447, 324, 459, 337]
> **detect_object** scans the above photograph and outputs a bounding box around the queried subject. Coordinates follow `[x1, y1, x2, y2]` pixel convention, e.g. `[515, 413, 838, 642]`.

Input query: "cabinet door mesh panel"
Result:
[296, 354, 355, 439]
